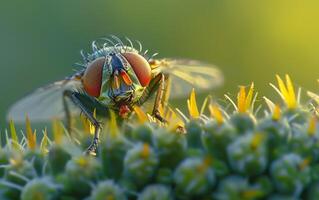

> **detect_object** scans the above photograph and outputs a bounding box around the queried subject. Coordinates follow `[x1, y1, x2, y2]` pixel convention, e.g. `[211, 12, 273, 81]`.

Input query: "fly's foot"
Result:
[85, 138, 99, 156]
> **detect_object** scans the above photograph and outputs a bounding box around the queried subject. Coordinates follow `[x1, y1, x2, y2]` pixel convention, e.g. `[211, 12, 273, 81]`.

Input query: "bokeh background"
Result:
[1, 0, 319, 127]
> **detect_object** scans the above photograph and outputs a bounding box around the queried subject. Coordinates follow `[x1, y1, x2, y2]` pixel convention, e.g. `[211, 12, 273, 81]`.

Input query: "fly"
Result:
[7, 36, 223, 155]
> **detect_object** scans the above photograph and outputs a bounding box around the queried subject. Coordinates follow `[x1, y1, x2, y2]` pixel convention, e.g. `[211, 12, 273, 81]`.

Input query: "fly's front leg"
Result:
[63, 90, 101, 156]
[152, 74, 168, 123]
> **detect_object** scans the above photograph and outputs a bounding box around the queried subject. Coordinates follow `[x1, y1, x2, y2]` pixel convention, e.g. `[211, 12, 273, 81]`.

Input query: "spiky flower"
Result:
[2, 75, 319, 199]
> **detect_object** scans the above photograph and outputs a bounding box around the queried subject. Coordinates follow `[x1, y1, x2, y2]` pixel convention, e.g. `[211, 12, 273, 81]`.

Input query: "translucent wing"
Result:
[7, 77, 83, 123]
[154, 59, 223, 98]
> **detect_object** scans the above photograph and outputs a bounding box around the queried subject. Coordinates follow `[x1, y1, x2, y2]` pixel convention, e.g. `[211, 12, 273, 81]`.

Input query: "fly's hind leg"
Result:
[63, 90, 101, 156]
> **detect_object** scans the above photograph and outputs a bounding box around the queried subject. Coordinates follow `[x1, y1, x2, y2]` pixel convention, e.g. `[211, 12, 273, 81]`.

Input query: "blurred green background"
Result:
[1, 0, 319, 127]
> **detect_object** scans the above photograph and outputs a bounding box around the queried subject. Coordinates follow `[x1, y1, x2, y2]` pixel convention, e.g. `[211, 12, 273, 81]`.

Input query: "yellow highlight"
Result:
[141, 143, 150, 158]
[106, 195, 115, 200]
[241, 189, 263, 199]
[250, 133, 264, 150]
[299, 157, 311, 171]
[52, 119, 63, 144]
[237, 82, 254, 113]
[80, 115, 90, 133]
[109, 111, 119, 138]
[75, 157, 89, 168]
[26, 116, 36, 150]
[209, 104, 224, 125]
[272, 104, 281, 121]
[275, 74, 297, 109]
[197, 156, 212, 173]
[40, 129, 49, 154]
[133, 106, 148, 123]
[187, 88, 200, 118]
[308, 116, 317, 137]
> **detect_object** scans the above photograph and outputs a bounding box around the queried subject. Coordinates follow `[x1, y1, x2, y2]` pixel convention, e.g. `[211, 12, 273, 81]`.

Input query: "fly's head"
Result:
[81, 37, 155, 106]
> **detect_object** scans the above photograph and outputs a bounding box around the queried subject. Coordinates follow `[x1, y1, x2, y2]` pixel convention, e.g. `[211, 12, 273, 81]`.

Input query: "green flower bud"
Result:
[23, 150, 45, 176]
[174, 157, 215, 197]
[270, 153, 311, 196]
[202, 121, 236, 160]
[185, 120, 203, 148]
[89, 180, 127, 200]
[267, 194, 300, 200]
[61, 155, 102, 197]
[131, 124, 153, 144]
[227, 133, 267, 176]
[229, 113, 255, 134]
[153, 129, 186, 168]
[100, 136, 131, 180]
[124, 143, 158, 187]
[47, 144, 71, 175]
[138, 184, 173, 200]
[155, 168, 173, 185]
[214, 176, 263, 200]
[283, 108, 310, 125]
[20, 177, 59, 200]
[257, 117, 290, 160]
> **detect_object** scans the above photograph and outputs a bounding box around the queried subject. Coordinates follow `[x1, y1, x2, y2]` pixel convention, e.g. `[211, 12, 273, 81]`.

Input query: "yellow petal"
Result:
[166, 108, 185, 131]
[26, 116, 36, 150]
[272, 104, 281, 121]
[52, 119, 63, 144]
[285, 74, 297, 108]
[276, 75, 290, 105]
[209, 104, 224, 125]
[245, 82, 254, 111]
[237, 86, 246, 113]
[308, 115, 317, 137]
[187, 88, 200, 118]
[109, 110, 118, 138]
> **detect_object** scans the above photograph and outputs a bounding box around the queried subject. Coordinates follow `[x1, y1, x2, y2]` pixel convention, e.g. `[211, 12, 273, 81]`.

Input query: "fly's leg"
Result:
[152, 74, 168, 123]
[63, 90, 101, 156]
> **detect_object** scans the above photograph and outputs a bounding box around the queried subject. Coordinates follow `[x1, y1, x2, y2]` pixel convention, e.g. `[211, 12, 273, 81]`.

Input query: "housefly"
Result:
[7, 36, 223, 154]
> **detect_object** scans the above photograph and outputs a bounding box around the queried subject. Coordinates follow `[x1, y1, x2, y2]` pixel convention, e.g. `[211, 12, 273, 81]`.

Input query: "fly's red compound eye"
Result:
[82, 57, 104, 97]
[122, 52, 151, 87]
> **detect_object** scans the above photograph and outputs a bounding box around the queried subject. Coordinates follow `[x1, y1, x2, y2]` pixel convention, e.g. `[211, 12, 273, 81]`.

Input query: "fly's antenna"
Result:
[135, 40, 143, 53]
